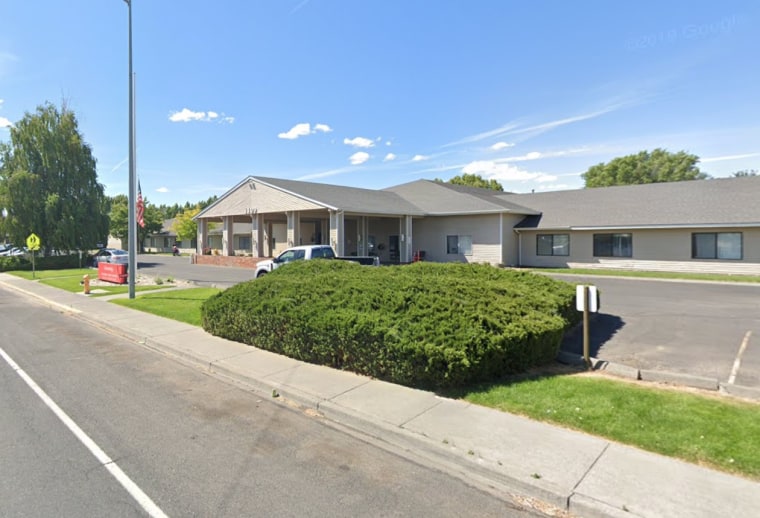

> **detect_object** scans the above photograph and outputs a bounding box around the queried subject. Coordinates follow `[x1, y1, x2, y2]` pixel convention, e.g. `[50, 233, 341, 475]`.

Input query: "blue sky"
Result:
[1, 1, 759, 205]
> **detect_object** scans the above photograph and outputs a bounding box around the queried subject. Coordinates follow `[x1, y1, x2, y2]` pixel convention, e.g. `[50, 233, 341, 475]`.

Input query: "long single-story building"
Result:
[192, 175, 760, 274]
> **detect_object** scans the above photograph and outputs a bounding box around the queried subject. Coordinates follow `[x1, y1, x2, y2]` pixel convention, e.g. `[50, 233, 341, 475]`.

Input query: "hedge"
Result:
[0, 253, 84, 272]
[201, 260, 580, 390]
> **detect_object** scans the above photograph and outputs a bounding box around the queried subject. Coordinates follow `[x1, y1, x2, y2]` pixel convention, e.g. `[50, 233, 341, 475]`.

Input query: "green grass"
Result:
[529, 267, 760, 283]
[457, 373, 760, 479]
[111, 288, 222, 326]
[10, 269, 167, 297]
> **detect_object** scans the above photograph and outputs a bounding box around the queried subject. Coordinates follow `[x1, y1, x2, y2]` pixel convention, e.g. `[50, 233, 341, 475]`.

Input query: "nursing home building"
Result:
[192, 175, 760, 275]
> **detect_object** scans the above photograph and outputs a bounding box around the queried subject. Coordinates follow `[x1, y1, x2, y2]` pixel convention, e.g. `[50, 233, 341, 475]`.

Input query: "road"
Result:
[557, 275, 760, 388]
[0, 288, 541, 517]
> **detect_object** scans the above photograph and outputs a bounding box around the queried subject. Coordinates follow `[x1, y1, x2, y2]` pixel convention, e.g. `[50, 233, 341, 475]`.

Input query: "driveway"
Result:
[556, 275, 760, 390]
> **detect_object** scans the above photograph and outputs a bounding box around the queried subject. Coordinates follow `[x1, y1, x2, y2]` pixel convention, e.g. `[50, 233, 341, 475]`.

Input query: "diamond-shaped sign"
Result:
[26, 233, 41, 251]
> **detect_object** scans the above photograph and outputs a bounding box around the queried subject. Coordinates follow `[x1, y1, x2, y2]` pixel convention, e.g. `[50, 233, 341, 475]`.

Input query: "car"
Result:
[0, 245, 26, 257]
[90, 248, 130, 267]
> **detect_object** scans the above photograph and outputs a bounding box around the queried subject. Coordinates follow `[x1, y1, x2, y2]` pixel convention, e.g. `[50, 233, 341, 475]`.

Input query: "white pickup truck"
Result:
[254, 244, 380, 278]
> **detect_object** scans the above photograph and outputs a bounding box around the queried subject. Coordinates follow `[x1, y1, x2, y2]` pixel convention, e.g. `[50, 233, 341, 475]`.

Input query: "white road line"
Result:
[0, 346, 169, 518]
[727, 331, 752, 385]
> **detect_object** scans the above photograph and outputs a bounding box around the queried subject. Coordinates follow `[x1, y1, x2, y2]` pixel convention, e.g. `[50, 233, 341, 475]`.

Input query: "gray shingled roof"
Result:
[385, 179, 540, 215]
[253, 176, 425, 215]
[509, 176, 760, 229]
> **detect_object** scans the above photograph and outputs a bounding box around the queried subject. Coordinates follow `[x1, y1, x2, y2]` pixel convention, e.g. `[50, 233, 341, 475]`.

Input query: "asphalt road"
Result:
[557, 275, 760, 388]
[0, 288, 541, 517]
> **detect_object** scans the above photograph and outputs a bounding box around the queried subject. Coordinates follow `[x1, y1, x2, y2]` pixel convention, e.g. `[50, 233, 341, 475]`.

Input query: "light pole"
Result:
[125, 0, 136, 298]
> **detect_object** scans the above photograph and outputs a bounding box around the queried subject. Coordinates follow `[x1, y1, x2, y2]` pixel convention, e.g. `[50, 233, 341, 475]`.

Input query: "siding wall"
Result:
[413, 214, 502, 265]
[518, 227, 760, 274]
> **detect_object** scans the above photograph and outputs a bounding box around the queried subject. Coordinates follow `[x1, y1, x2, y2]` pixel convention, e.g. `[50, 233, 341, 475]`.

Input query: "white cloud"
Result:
[490, 141, 514, 151]
[461, 160, 557, 183]
[701, 152, 760, 163]
[278, 122, 332, 139]
[0, 116, 11, 129]
[412, 154, 430, 162]
[169, 108, 207, 122]
[156, 187, 169, 193]
[344, 136, 375, 148]
[385, 141, 392, 146]
[169, 108, 233, 124]
[349, 151, 370, 165]
[278, 123, 312, 139]
[383, 153, 397, 162]
[504, 151, 543, 162]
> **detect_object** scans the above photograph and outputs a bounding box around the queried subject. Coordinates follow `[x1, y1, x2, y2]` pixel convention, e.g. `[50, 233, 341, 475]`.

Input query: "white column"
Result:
[401, 215, 413, 263]
[252, 213, 264, 257]
[222, 216, 233, 256]
[330, 210, 345, 256]
[286, 211, 301, 247]
[197, 219, 208, 255]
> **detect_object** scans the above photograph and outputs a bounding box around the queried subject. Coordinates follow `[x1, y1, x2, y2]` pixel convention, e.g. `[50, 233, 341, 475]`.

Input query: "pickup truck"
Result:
[254, 245, 380, 278]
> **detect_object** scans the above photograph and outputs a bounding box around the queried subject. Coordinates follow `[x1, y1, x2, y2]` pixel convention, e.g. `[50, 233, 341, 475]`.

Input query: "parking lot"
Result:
[557, 275, 760, 391]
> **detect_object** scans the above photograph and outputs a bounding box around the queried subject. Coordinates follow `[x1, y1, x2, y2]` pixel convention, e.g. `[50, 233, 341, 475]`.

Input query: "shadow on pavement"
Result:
[560, 313, 625, 358]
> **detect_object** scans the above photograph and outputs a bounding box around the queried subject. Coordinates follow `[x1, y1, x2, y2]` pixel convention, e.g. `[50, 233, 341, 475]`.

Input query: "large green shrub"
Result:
[0, 253, 83, 272]
[202, 261, 579, 389]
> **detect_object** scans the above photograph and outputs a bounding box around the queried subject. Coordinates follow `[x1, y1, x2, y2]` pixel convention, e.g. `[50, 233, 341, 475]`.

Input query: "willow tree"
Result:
[0, 102, 109, 253]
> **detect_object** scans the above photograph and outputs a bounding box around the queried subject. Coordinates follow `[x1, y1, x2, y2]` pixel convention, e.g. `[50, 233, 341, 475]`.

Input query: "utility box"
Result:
[98, 262, 128, 284]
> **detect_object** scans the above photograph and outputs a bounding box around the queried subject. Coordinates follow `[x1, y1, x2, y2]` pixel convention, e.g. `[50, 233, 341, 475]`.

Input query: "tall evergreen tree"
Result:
[0, 102, 109, 253]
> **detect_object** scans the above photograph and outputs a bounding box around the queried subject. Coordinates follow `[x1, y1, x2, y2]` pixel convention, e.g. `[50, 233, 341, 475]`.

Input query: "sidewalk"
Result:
[2, 273, 759, 518]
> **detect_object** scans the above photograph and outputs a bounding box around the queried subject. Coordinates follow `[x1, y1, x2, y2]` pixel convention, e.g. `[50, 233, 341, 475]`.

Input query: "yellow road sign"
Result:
[26, 233, 41, 251]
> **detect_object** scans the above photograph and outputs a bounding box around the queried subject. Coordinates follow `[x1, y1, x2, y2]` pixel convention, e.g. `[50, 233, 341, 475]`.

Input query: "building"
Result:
[192, 175, 760, 274]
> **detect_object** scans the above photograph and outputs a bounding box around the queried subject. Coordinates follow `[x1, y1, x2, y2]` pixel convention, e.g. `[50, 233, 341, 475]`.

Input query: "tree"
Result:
[732, 169, 757, 177]
[172, 206, 201, 242]
[0, 102, 110, 253]
[108, 193, 163, 251]
[582, 149, 708, 188]
[435, 173, 504, 191]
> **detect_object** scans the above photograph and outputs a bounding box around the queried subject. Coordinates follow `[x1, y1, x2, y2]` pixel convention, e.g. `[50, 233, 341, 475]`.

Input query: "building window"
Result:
[537, 234, 569, 256]
[692, 232, 742, 260]
[446, 235, 472, 255]
[239, 236, 251, 251]
[593, 233, 632, 257]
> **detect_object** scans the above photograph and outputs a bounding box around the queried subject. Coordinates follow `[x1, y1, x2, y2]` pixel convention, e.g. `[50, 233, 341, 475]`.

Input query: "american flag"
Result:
[137, 181, 145, 228]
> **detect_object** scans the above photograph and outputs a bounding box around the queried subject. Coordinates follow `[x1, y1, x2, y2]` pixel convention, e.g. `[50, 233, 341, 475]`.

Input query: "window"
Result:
[537, 234, 569, 256]
[239, 236, 251, 250]
[593, 233, 632, 257]
[692, 232, 742, 260]
[446, 235, 472, 255]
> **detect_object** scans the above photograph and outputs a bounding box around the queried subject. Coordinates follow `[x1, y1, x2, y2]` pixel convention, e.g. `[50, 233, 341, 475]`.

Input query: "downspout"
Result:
[514, 228, 522, 267]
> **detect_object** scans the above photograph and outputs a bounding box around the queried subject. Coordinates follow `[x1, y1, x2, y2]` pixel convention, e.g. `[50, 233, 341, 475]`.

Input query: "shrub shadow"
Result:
[559, 312, 625, 358]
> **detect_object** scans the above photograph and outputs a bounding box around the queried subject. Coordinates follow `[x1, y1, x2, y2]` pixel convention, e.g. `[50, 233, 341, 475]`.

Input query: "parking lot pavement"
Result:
[556, 275, 760, 393]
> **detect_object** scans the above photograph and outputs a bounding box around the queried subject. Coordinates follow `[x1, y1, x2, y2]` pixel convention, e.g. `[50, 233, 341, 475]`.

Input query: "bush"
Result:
[0, 253, 83, 272]
[201, 261, 580, 390]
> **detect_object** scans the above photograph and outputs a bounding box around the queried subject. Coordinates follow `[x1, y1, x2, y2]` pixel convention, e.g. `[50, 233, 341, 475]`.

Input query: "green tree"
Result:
[172, 206, 201, 242]
[582, 149, 708, 188]
[435, 173, 504, 191]
[732, 169, 757, 177]
[108, 193, 163, 251]
[0, 102, 109, 253]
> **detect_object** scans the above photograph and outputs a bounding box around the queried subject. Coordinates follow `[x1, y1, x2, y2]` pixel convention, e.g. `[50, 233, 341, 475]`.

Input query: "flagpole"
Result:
[126, 0, 136, 299]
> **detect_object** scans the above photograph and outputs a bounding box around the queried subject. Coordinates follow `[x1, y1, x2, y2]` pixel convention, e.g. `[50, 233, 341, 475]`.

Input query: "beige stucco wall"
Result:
[412, 214, 502, 265]
[517, 227, 760, 272]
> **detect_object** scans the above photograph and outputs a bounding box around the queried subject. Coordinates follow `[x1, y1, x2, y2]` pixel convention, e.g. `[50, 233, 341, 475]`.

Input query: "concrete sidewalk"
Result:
[2, 273, 759, 518]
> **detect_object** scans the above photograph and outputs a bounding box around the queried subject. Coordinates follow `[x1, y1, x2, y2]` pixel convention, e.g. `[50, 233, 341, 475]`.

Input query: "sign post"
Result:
[576, 285, 599, 368]
[26, 232, 41, 279]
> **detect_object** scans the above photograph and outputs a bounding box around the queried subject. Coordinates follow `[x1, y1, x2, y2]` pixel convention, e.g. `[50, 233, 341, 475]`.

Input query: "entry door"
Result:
[389, 235, 400, 263]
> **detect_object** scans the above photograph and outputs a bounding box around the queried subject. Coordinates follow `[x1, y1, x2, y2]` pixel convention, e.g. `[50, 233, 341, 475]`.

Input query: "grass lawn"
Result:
[10, 269, 169, 297]
[529, 267, 760, 283]
[456, 372, 760, 480]
[111, 288, 221, 326]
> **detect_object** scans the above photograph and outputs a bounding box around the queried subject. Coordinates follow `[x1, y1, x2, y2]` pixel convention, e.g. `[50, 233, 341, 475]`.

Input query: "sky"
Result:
[1, 1, 759, 206]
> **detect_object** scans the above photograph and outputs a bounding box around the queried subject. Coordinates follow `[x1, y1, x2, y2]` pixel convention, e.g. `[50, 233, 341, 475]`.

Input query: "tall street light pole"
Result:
[125, 0, 136, 298]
